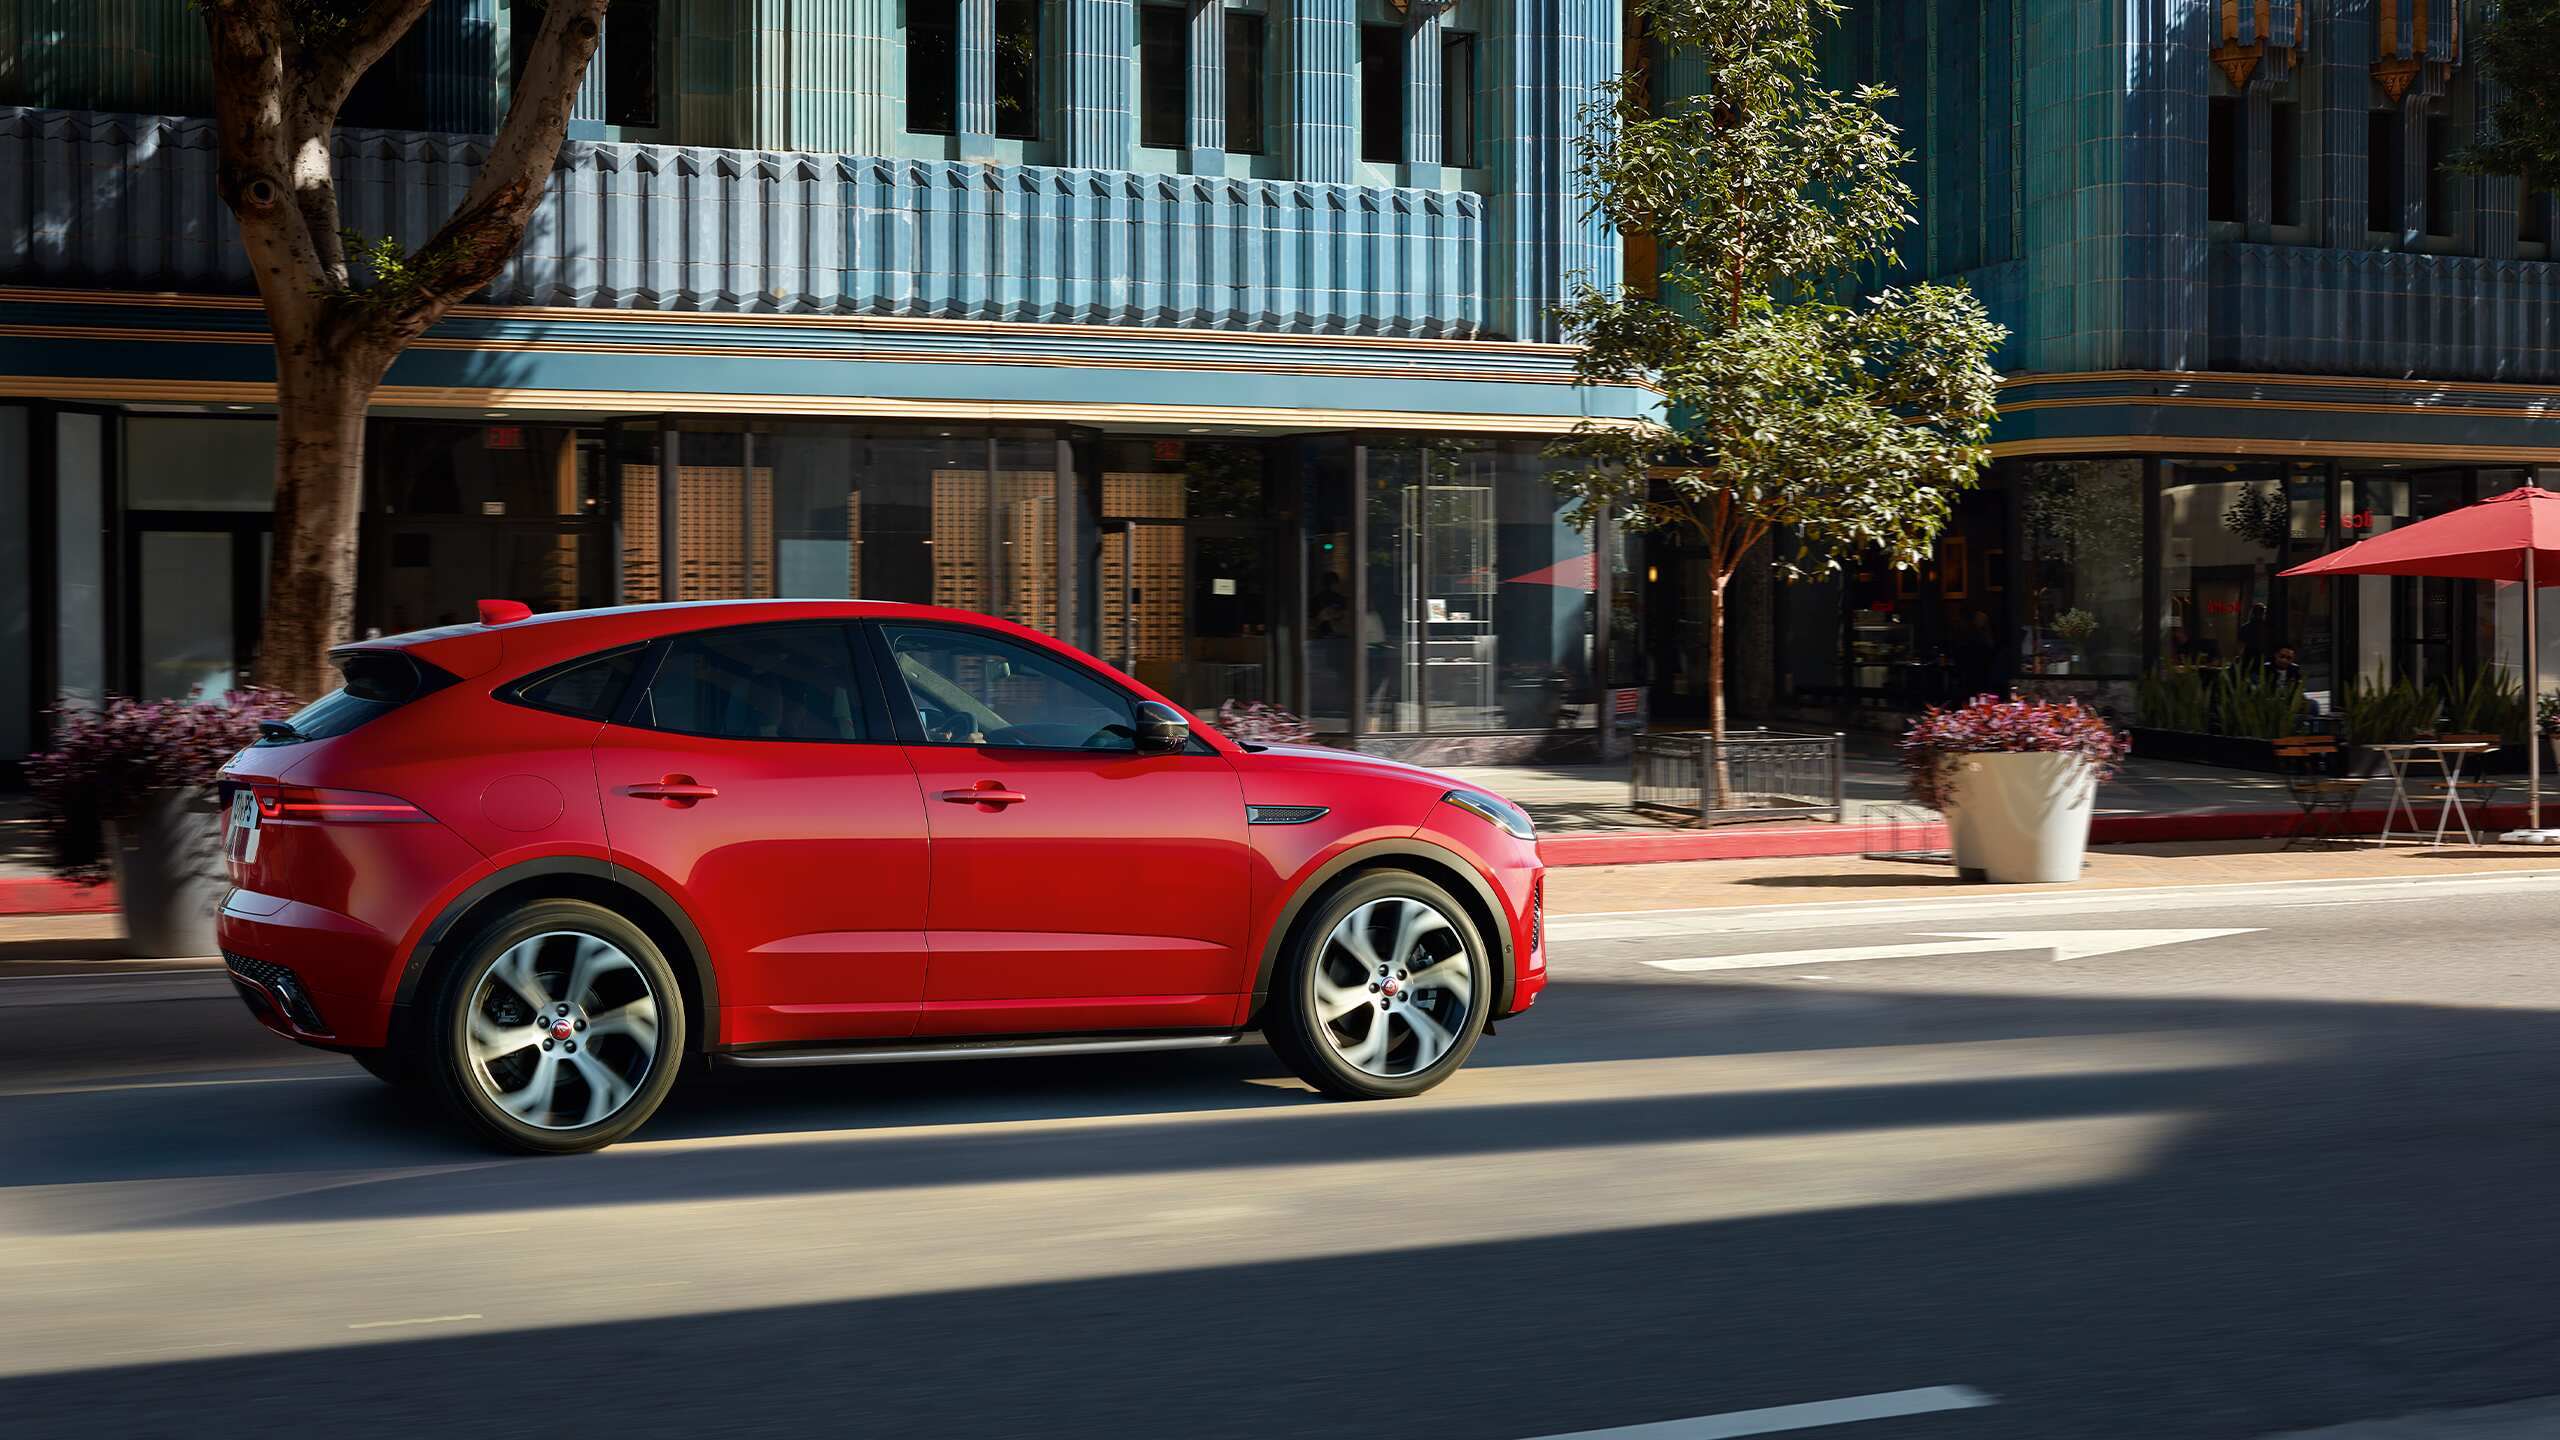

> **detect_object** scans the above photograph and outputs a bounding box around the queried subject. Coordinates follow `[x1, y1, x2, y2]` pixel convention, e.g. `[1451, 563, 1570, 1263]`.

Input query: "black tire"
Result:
[1264, 869, 1490, 1100]
[420, 898, 687, 1155]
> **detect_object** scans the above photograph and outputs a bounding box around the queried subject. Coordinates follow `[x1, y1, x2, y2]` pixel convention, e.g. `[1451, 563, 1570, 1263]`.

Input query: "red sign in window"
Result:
[484, 425, 524, 450]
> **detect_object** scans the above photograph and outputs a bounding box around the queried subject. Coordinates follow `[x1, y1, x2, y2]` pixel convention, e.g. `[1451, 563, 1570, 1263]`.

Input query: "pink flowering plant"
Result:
[1212, 700, 1317, 747]
[1898, 693, 2130, 811]
[25, 690, 299, 884]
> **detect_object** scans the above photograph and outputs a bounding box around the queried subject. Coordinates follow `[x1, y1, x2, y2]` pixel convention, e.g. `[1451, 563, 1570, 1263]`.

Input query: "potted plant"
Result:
[2049, 608, 2100, 674]
[2540, 693, 2560, 774]
[25, 690, 297, 957]
[1900, 694, 2130, 884]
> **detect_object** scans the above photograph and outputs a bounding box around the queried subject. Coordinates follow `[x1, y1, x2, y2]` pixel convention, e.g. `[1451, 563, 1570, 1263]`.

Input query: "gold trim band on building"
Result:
[2002, 368, 2560, 402]
[1989, 434, 2560, 464]
[0, 375, 1643, 433]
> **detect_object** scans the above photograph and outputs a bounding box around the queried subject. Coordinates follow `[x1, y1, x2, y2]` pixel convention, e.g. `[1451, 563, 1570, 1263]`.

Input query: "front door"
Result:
[593, 621, 931, 1047]
[869, 620, 1250, 1037]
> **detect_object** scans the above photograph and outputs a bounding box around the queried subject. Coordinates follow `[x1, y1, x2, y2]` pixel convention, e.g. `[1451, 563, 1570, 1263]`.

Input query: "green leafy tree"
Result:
[200, 0, 609, 697]
[1554, 0, 2005, 745]
[2460, 0, 2560, 176]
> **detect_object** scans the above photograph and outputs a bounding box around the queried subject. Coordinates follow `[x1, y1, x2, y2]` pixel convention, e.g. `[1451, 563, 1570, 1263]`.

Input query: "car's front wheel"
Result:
[1265, 870, 1490, 1100]
[422, 899, 686, 1154]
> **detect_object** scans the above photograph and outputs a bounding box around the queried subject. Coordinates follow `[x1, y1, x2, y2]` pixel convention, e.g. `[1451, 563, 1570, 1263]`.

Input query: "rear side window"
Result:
[258, 651, 453, 745]
[637, 625, 866, 742]
[513, 647, 642, 720]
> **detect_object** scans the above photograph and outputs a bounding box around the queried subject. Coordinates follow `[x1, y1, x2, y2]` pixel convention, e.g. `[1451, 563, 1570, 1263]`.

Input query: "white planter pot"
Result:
[1944, 751, 2099, 884]
[109, 789, 227, 959]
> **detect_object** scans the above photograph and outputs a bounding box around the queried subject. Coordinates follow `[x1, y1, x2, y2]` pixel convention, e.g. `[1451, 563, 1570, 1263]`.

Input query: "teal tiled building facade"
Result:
[1680, 0, 2560, 729]
[0, 0, 1650, 767]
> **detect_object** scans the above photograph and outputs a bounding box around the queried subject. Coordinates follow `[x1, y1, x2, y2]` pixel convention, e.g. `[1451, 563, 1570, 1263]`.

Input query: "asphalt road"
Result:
[5, 869, 2560, 1438]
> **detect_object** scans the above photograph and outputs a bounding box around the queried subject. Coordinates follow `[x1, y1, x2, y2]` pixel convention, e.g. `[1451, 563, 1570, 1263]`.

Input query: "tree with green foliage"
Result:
[201, 0, 609, 697]
[1553, 0, 2005, 746]
[2460, 0, 2560, 176]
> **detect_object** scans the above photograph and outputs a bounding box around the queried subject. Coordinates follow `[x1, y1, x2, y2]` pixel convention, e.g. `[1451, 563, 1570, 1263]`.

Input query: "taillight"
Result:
[256, 787, 432, 823]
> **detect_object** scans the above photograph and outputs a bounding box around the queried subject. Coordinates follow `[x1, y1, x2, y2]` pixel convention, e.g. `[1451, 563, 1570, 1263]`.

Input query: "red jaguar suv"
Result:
[215, 599, 1547, 1152]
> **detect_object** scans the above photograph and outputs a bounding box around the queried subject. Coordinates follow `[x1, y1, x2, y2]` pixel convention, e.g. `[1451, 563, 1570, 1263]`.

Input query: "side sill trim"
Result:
[717, 1032, 1248, 1068]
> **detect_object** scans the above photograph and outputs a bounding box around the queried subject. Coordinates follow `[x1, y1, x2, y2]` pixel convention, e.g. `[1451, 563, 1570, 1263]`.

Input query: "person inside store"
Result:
[2269, 645, 2303, 683]
[2238, 602, 2271, 668]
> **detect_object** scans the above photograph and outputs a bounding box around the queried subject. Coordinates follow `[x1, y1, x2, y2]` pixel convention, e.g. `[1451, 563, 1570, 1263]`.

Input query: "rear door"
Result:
[593, 622, 931, 1047]
[869, 621, 1250, 1036]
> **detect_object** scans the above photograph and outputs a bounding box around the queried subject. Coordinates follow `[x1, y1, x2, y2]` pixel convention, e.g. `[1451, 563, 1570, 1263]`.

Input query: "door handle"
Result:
[623, 775, 719, 806]
[939, 783, 1029, 808]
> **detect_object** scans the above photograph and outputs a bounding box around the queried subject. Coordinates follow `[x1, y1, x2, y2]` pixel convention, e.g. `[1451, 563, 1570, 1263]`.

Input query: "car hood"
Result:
[1236, 743, 1464, 787]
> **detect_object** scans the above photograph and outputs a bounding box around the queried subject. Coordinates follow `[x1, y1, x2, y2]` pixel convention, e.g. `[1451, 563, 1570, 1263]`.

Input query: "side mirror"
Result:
[1134, 700, 1191, 753]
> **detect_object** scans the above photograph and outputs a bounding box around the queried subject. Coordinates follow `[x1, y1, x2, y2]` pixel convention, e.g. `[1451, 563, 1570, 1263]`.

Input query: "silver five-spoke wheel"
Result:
[1312, 896, 1476, 1078]
[465, 930, 662, 1130]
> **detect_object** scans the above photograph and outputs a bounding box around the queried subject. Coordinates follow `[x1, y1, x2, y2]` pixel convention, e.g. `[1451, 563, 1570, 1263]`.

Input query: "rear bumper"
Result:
[216, 893, 400, 1050]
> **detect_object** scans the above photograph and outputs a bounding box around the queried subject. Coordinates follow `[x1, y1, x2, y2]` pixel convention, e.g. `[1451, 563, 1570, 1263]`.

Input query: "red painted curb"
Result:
[1535, 803, 2548, 868]
[0, 877, 118, 916]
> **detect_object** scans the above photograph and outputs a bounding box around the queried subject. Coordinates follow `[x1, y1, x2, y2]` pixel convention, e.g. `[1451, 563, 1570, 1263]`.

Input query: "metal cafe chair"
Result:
[2273, 735, 2363, 850]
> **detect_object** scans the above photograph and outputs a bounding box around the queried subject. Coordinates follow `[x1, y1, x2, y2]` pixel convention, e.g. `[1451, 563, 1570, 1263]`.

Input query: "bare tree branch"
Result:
[342, 0, 606, 353]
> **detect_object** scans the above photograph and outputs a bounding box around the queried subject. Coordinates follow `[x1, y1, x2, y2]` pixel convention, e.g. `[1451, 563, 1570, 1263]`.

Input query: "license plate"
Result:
[228, 789, 261, 863]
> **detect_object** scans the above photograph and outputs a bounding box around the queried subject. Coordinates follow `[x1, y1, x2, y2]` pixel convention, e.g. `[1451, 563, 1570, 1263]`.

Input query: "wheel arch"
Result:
[396, 858, 719, 1052]
[1248, 839, 1515, 1024]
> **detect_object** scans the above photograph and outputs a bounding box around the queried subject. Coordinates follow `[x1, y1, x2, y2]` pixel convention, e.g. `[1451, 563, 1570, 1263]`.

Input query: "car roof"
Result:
[333, 599, 1233, 750]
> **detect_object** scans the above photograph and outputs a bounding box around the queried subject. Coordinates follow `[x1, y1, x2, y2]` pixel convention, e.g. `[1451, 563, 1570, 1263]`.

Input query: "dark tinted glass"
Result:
[640, 626, 865, 741]
[260, 653, 450, 745]
[2424, 113, 2452, 235]
[2208, 96, 2240, 223]
[909, 0, 958, 134]
[1360, 24, 1403, 164]
[1140, 5, 1188, 149]
[605, 0, 659, 127]
[1440, 33, 1475, 167]
[2369, 110, 2400, 232]
[518, 648, 641, 720]
[2270, 101, 2300, 226]
[1227, 13, 1266, 155]
[2525, 185, 2551, 245]
[995, 0, 1040, 139]
[883, 626, 1136, 751]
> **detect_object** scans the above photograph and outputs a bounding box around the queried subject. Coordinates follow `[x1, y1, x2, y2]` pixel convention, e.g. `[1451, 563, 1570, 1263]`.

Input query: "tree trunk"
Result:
[256, 350, 374, 699]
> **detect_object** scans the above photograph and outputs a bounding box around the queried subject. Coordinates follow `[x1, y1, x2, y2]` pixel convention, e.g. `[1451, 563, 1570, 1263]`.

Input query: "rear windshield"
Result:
[256, 651, 455, 745]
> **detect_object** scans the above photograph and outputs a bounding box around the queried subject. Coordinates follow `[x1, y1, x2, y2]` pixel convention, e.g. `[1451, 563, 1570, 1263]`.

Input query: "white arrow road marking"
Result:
[1522, 1384, 1996, 1438]
[1645, 928, 2261, 974]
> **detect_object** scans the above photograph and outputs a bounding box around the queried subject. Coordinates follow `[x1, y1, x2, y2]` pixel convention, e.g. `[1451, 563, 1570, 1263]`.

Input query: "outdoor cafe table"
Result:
[2367, 740, 2497, 847]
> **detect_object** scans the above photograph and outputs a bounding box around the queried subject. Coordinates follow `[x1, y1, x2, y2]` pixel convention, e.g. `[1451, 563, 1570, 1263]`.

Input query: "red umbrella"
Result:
[2280, 485, 2560, 833]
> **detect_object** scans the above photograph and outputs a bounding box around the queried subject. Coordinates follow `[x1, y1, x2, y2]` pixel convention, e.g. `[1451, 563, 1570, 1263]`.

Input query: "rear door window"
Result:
[512, 647, 643, 720]
[636, 625, 868, 742]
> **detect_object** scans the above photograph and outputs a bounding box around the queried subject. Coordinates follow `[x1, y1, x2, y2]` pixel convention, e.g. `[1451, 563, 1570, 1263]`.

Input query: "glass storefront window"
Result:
[1362, 439, 1594, 734]
[128, 418, 275, 511]
[1302, 438, 1356, 732]
[2022, 459, 2142, 678]
[375, 421, 602, 519]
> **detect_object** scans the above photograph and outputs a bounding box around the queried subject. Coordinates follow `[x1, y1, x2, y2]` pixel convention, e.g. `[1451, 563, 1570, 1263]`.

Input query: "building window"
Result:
[2021, 460, 2143, 679]
[1139, 4, 1188, 149]
[603, 0, 659, 127]
[2368, 110, 2401, 233]
[2208, 96, 2243, 223]
[2424, 112, 2454, 237]
[993, 0, 1040, 139]
[2270, 100, 2301, 227]
[1360, 23, 1404, 165]
[2524, 182, 2551, 246]
[908, 0, 958, 134]
[1227, 11, 1268, 155]
[1441, 32, 1477, 167]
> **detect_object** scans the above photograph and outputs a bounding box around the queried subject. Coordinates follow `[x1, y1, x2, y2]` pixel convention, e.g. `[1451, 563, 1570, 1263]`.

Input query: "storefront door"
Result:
[1099, 520, 1277, 714]
[126, 515, 266, 701]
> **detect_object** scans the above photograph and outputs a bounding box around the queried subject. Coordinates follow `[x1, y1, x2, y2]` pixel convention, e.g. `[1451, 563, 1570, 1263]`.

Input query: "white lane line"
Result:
[1646, 929, 2257, 974]
[1553, 869, 2560, 940]
[1525, 1386, 1995, 1439]
[0, 1070, 359, 1098]
[346, 1313, 483, 1331]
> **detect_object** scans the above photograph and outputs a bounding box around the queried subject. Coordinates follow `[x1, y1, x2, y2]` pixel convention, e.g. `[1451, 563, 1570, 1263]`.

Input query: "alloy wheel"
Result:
[1311, 896, 1476, 1078]
[465, 930, 662, 1130]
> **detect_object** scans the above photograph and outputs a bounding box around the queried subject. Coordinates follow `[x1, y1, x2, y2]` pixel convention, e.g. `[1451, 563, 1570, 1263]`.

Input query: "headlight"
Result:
[1441, 788, 1535, 842]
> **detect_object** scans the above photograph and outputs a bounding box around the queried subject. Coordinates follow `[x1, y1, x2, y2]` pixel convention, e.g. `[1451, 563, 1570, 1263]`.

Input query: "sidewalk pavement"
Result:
[13, 838, 2560, 962]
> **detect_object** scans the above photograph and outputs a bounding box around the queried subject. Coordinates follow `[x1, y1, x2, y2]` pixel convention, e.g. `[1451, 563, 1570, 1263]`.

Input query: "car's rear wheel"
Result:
[422, 899, 685, 1154]
[1265, 870, 1489, 1100]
